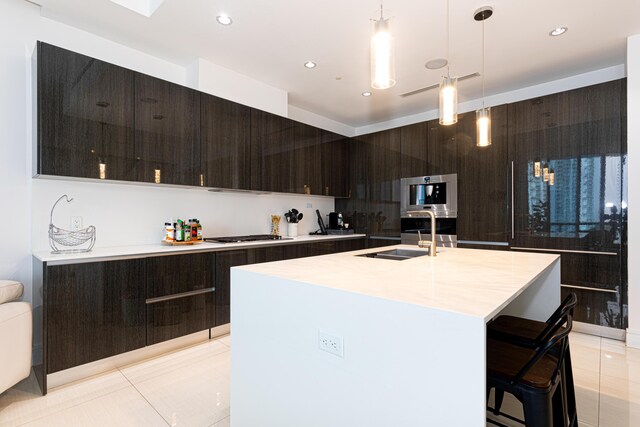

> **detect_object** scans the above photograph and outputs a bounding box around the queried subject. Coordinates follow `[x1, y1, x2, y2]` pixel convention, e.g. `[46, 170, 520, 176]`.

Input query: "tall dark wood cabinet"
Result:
[508, 80, 627, 329]
[37, 42, 135, 180]
[363, 128, 402, 237]
[134, 73, 201, 186]
[46, 259, 146, 373]
[336, 137, 369, 234]
[400, 122, 428, 177]
[145, 253, 215, 345]
[201, 93, 251, 189]
[456, 106, 509, 243]
[426, 119, 458, 175]
[250, 109, 296, 192]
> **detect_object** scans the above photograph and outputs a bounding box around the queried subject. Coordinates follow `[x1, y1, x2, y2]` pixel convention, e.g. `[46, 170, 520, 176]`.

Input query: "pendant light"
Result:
[439, 0, 458, 125]
[474, 6, 493, 147]
[370, 2, 396, 90]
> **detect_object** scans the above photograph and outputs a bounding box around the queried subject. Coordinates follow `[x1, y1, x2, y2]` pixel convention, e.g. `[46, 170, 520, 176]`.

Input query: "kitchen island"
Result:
[230, 245, 560, 426]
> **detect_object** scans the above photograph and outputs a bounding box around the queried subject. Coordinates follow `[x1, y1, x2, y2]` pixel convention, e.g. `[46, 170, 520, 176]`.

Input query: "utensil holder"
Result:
[288, 223, 298, 237]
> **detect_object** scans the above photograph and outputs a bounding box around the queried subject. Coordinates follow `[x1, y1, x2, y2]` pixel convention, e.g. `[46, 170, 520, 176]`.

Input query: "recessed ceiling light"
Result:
[216, 13, 232, 25]
[304, 61, 316, 69]
[425, 58, 448, 70]
[362, 91, 372, 97]
[549, 26, 567, 36]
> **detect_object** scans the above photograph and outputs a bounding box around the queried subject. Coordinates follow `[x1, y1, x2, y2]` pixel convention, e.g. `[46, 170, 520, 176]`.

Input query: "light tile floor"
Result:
[0, 332, 638, 426]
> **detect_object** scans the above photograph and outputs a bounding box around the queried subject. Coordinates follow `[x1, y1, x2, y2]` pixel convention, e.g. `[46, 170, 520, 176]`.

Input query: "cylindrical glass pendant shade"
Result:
[439, 76, 458, 125]
[476, 107, 492, 147]
[370, 18, 396, 90]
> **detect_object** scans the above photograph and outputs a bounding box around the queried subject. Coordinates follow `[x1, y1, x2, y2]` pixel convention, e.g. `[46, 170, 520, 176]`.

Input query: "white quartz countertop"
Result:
[234, 245, 560, 321]
[33, 234, 366, 264]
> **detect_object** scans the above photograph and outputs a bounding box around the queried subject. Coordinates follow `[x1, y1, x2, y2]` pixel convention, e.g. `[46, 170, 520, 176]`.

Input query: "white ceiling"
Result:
[35, 0, 640, 128]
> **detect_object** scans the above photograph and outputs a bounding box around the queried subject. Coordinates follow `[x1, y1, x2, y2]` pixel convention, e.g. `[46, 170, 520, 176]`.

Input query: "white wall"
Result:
[31, 179, 332, 251]
[626, 35, 640, 347]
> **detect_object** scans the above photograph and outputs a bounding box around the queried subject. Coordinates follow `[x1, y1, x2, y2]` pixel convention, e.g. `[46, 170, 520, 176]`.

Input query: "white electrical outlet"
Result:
[71, 216, 83, 231]
[307, 203, 312, 208]
[318, 330, 343, 357]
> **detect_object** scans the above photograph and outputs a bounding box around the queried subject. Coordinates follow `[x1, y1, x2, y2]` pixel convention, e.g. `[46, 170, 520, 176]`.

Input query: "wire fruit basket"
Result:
[49, 195, 96, 254]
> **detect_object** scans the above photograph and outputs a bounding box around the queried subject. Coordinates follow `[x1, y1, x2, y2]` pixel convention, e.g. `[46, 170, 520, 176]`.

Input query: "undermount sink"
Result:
[358, 248, 430, 261]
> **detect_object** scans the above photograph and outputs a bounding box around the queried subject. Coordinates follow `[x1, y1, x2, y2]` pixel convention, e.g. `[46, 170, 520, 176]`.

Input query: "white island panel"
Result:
[231, 269, 486, 427]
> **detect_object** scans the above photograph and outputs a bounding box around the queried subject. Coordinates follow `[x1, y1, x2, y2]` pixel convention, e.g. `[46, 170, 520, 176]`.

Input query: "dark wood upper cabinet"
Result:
[250, 109, 296, 192]
[426, 119, 458, 175]
[134, 73, 201, 186]
[46, 259, 146, 374]
[456, 106, 509, 243]
[400, 122, 428, 177]
[292, 121, 323, 195]
[145, 252, 215, 345]
[201, 93, 251, 189]
[321, 131, 350, 197]
[37, 42, 135, 180]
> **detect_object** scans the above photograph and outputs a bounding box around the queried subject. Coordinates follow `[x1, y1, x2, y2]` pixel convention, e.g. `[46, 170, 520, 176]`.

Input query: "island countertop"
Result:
[234, 244, 560, 321]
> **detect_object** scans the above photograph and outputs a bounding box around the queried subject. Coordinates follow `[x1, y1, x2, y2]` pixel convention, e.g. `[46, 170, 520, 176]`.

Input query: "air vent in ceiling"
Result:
[400, 72, 481, 98]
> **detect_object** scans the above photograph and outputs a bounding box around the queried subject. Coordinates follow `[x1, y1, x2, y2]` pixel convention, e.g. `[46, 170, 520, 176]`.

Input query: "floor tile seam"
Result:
[8, 381, 139, 427]
[119, 367, 172, 426]
[118, 347, 231, 384]
[597, 336, 602, 426]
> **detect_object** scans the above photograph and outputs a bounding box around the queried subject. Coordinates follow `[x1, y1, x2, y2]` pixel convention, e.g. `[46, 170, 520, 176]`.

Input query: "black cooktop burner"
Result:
[204, 234, 288, 243]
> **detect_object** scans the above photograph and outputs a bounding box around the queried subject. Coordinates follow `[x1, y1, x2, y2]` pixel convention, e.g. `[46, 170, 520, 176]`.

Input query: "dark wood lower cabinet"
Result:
[41, 238, 366, 384]
[214, 250, 249, 326]
[46, 259, 146, 374]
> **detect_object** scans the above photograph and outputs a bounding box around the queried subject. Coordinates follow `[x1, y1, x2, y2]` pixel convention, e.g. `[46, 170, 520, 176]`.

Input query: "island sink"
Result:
[357, 248, 429, 260]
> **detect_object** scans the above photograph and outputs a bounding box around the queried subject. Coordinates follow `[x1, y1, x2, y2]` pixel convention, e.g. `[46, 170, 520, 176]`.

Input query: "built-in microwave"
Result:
[400, 174, 457, 218]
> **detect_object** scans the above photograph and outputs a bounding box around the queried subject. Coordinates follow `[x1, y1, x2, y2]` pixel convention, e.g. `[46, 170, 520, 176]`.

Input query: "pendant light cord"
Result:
[481, 15, 486, 109]
[446, 0, 450, 78]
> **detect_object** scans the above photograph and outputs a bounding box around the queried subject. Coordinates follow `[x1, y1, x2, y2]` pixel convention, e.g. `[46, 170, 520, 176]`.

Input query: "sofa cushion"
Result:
[0, 280, 23, 304]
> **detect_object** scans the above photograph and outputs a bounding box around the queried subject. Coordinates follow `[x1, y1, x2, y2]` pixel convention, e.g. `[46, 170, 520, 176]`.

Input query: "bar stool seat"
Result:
[487, 293, 578, 427]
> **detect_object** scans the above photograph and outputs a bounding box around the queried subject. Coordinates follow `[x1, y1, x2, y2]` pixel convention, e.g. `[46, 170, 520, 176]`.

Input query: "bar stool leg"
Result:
[522, 393, 553, 427]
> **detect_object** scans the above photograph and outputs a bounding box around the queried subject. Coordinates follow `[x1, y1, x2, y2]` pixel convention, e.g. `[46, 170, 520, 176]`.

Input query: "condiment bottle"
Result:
[196, 220, 203, 241]
[165, 222, 174, 242]
[176, 219, 183, 242]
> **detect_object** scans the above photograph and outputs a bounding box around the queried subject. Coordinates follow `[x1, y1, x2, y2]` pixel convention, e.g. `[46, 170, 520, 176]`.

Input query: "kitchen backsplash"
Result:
[31, 179, 334, 251]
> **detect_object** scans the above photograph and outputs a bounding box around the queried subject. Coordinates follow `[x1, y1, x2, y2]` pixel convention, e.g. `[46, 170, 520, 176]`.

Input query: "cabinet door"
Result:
[509, 80, 626, 329]
[293, 121, 323, 194]
[364, 129, 402, 237]
[145, 253, 215, 345]
[456, 107, 509, 243]
[215, 250, 249, 326]
[400, 122, 428, 177]
[37, 42, 135, 180]
[321, 131, 350, 197]
[134, 73, 200, 186]
[334, 238, 366, 253]
[250, 109, 296, 192]
[426, 119, 458, 175]
[201, 93, 251, 189]
[336, 137, 369, 234]
[46, 259, 145, 373]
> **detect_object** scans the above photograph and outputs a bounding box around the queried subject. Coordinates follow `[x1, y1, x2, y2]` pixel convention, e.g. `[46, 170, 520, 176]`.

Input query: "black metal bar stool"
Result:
[486, 297, 575, 427]
[487, 293, 578, 426]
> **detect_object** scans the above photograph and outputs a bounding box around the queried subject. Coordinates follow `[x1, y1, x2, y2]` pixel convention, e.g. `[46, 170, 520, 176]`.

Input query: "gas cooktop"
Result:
[204, 234, 292, 243]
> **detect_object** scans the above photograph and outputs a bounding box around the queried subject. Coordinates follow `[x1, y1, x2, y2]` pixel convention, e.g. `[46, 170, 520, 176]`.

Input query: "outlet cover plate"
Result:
[318, 330, 344, 357]
[71, 216, 83, 231]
